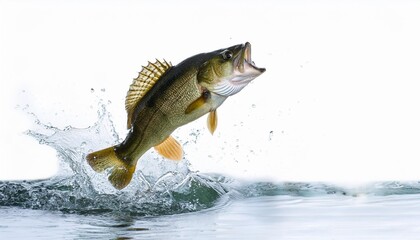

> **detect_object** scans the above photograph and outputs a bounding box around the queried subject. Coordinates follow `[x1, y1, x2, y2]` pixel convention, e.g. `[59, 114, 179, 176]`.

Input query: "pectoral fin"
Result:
[207, 110, 217, 135]
[154, 135, 183, 160]
[185, 90, 210, 114]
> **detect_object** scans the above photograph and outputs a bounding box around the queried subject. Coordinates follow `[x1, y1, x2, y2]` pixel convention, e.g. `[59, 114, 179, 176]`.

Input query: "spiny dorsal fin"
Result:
[154, 135, 183, 160]
[125, 59, 172, 128]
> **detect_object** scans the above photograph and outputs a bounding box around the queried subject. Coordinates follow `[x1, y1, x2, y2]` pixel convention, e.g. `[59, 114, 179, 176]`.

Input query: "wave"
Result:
[3, 176, 420, 217]
[0, 173, 230, 216]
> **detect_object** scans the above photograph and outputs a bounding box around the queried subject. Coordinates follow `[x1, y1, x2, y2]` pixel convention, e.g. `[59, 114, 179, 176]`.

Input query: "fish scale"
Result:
[87, 42, 265, 190]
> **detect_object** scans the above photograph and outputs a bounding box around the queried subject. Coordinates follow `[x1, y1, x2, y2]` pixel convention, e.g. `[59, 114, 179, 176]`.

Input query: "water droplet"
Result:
[101, 88, 106, 92]
[269, 130, 274, 140]
[90, 88, 95, 93]
[251, 104, 256, 108]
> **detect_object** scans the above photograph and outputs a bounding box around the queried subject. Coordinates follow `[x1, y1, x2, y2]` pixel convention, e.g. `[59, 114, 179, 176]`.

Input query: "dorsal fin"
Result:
[125, 59, 172, 128]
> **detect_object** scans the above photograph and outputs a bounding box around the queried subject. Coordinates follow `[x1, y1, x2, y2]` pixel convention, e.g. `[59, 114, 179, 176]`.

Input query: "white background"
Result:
[1, 0, 420, 183]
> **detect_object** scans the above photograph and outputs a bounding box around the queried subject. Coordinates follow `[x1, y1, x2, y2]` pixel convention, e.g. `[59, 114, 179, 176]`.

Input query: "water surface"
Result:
[2, 104, 420, 239]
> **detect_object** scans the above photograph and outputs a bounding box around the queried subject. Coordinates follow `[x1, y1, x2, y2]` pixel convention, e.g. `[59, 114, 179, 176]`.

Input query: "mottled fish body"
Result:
[86, 42, 265, 189]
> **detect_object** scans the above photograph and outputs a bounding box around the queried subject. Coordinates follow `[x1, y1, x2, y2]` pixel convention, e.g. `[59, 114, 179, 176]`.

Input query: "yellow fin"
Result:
[185, 90, 210, 114]
[86, 147, 136, 190]
[125, 59, 172, 128]
[207, 110, 218, 135]
[154, 135, 183, 160]
[108, 164, 136, 190]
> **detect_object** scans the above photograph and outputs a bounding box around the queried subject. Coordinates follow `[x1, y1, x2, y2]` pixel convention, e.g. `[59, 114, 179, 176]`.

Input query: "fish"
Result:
[86, 42, 265, 190]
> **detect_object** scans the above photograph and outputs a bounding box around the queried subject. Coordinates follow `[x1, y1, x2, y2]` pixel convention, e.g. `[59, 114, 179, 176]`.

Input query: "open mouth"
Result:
[239, 42, 266, 73]
[211, 42, 266, 97]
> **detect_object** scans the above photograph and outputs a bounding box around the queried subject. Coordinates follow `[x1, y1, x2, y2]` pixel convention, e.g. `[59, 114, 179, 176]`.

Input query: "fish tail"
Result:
[86, 147, 136, 190]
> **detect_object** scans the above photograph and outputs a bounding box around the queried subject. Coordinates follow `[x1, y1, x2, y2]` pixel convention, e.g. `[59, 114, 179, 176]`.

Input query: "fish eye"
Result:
[222, 50, 233, 60]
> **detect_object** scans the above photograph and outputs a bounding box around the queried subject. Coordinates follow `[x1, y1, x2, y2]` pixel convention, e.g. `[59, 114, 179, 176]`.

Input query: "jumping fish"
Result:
[86, 42, 265, 189]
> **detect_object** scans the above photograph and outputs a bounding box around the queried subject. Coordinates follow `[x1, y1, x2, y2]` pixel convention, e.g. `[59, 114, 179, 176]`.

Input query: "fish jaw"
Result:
[237, 42, 266, 74]
[212, 42, 265, 97]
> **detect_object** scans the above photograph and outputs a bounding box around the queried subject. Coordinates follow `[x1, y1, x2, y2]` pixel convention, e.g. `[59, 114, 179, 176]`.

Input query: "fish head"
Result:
[198, 42, 266, 97]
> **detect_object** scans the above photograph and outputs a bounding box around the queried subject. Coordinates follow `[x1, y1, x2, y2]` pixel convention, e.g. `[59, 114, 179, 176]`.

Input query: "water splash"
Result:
[0, 103, 229, 216]
[2, 102, 420, 217]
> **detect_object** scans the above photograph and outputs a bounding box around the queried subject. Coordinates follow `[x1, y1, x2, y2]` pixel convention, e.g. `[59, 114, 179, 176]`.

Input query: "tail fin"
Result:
[86, 147, 135, 190]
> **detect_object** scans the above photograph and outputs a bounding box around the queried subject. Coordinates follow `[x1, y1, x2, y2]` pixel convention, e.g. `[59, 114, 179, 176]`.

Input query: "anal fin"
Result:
[154, 135, 183, 160]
